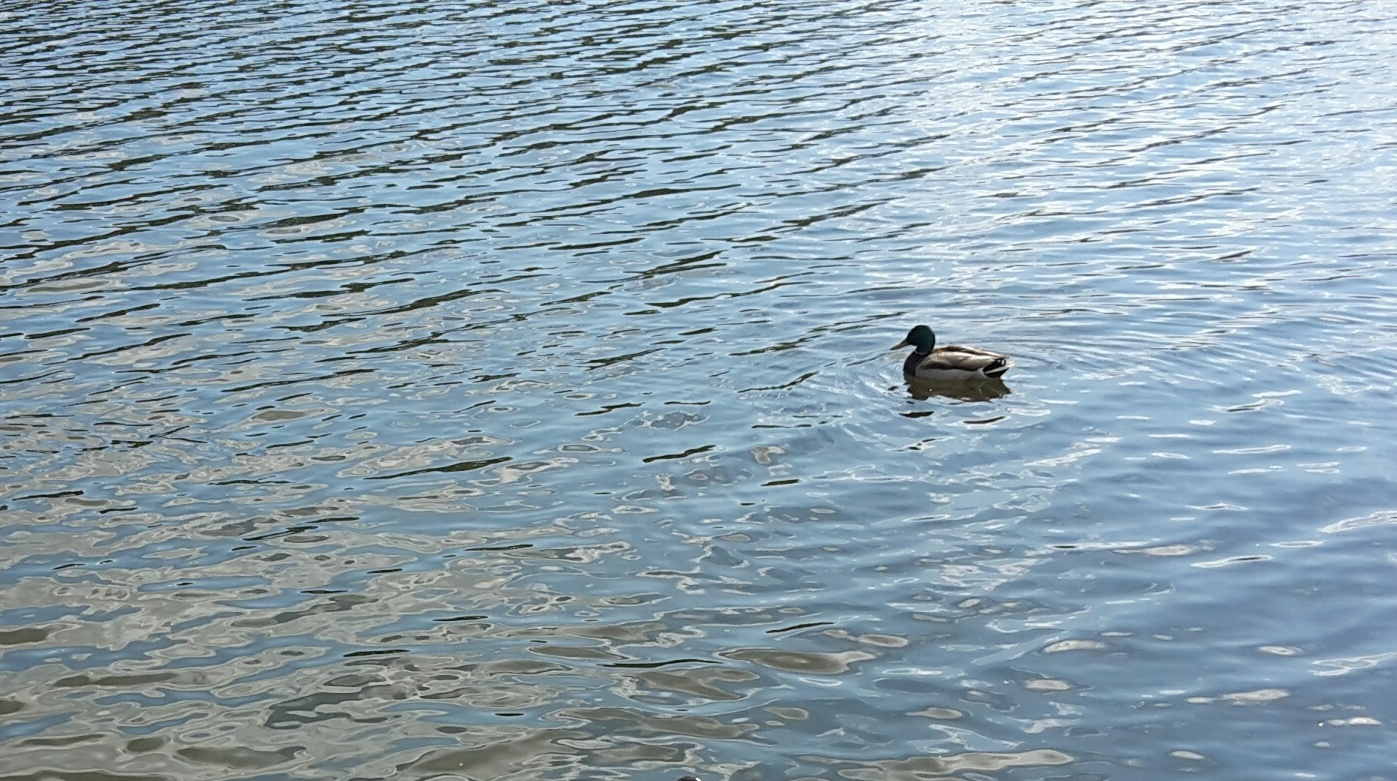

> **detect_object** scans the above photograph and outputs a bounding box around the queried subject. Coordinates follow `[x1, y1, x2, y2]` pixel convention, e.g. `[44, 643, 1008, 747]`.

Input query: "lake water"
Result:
[3, 1, 1397, 779]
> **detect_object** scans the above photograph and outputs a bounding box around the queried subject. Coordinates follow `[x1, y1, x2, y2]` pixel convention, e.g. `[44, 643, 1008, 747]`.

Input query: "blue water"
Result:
[3, 1, 1397, 779]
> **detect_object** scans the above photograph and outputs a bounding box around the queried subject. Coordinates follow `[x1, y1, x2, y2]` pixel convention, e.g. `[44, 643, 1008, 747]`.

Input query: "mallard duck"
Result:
[893, 324, 1011, 381]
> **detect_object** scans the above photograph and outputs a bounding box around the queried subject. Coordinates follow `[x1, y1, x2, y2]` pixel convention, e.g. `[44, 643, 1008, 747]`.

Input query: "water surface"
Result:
[4, 1, 1397, 780]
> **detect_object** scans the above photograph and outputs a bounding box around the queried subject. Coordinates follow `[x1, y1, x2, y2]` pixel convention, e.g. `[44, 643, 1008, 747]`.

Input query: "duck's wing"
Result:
[918, 345, 1011, 376]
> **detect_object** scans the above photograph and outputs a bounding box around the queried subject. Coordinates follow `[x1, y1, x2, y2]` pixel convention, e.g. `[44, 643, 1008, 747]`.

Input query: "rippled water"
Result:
[4, 1, 1397, 779]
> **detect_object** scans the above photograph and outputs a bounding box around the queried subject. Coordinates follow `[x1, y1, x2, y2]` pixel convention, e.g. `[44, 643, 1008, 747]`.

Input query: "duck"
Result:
[893, 324, 1011, 381]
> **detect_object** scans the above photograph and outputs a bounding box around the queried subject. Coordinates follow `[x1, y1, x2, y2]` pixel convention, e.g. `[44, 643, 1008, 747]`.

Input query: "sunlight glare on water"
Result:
[3, 1, 1397, 780]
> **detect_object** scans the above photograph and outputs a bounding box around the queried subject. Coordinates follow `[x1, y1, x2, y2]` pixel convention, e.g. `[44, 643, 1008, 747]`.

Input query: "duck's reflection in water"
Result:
[904, 377, 1011, 402]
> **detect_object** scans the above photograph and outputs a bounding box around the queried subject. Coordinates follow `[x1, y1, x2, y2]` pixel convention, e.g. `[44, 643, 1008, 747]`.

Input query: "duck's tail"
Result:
[983, 358, 1011, 379]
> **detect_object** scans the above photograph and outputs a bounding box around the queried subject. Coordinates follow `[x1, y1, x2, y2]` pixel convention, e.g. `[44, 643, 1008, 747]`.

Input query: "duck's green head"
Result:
[893, 324, 936, 353]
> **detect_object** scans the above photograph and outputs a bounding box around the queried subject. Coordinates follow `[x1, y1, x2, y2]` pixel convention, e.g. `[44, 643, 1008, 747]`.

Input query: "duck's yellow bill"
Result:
[892, 338, 909, 350]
